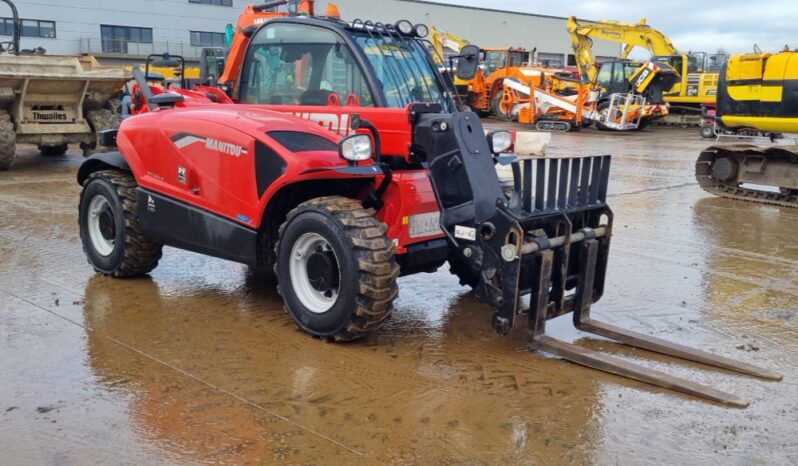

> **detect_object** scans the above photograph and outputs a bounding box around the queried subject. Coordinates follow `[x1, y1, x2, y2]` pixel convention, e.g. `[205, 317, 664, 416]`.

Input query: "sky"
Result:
[425, 0, 796, 56]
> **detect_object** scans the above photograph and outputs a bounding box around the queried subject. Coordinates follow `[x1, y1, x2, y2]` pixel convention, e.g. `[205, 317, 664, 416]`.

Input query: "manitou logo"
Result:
[171, 133, 248, 157]
[291, 112, 352, 136]
[205, 137, 246, 157]
[32, 111, 68, 122]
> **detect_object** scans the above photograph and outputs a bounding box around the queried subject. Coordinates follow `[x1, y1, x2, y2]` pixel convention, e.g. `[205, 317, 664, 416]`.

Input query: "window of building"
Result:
[537, 52, 564, 68]
[1, 18, 56, 38]
[190, 31, 226, 47]
[100, 25, 153, 54]
[189, 0, 233, 6]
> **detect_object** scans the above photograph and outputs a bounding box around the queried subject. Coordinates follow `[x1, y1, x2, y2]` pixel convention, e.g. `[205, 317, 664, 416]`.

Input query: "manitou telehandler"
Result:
[76, 2, 781, 406]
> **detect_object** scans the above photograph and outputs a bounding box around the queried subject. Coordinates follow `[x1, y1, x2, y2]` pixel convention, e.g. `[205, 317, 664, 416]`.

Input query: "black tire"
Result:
[276, 196, 399, 342]
[79, 170, 162, 277]
[595, 102, 613, 131]
[491, 88, 512, 121]
[0, 110, 15, 170]
[634, 119, 651, 131]
[700, 124, 715, 139]
[39, 144, 68, 156]
[447, 252, 480, 288]
[81, 109, 122, 157]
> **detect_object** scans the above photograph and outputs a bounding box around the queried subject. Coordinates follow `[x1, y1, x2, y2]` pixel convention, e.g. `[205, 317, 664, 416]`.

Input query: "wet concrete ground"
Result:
[1, 125, 797, 465]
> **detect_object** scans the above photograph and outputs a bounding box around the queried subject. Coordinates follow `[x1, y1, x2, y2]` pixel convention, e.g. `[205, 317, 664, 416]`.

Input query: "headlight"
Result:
[339, 134, 372, 162]
[414, 24, 429, 38]
[395, 20, 414, 35]
[487, 130, 512, 154]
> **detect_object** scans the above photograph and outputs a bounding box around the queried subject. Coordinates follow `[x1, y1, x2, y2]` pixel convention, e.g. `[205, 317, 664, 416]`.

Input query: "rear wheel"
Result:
[0, 110, 15, 170]
[491, 88, 513, 121]
[81, 109, 122, 157]
[276, 196, 399, 342]
[39, 144, 68, 156]
[79, 170, 162, 277]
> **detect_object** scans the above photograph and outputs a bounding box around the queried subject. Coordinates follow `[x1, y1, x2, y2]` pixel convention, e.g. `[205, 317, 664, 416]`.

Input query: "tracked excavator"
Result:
[567, 16, 725, 126]
[567, 17, 678, 130]
[696, 49, 798, 207]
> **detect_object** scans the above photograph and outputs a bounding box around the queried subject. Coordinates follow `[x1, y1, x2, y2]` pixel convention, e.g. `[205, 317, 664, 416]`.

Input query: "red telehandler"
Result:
[76, 2, 781, 406]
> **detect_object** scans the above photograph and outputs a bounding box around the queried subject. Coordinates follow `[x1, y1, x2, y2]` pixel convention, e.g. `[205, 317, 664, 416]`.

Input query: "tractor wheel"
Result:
[491, 89, 512, 121]
[276, 196, 399, 342]
[79, 169, 162, 277]
[700, 124, 715, 139]
[39, 144, 68, 156]
[634, 119, 651, 131]
[594, 102, 613, 131]
[81, 109, 122, 157]
[447, 252, 480, 288]
[0, 110, 16, 170]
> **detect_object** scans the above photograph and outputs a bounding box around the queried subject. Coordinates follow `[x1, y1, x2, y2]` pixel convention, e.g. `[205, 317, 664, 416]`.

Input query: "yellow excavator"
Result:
[696, 48, 798, 207]
[429, 25, 470, 66]
[567, 17, 725, 126]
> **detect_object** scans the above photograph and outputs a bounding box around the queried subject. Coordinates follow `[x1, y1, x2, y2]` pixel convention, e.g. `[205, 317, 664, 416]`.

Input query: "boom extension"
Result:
[414, 112, 781, 406]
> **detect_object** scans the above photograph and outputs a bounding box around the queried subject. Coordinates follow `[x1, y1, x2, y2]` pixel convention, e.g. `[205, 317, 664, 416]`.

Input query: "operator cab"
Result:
[236, 17, 454, 111]
[595, 60, 639, 95]
[482, 48, 527, 75]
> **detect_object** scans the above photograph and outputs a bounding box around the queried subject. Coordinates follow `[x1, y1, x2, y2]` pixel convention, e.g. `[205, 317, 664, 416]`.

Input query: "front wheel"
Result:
[700, 124, 715, 139]
[79, 170, 162, 277]
[276, 196, 399, 342]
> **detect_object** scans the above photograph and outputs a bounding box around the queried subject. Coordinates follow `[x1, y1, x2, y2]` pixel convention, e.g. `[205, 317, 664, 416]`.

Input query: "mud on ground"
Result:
[1, 126, 796, 465]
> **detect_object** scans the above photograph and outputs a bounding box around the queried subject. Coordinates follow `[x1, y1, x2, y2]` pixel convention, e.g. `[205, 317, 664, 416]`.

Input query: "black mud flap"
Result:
[412, 112, 781, 407]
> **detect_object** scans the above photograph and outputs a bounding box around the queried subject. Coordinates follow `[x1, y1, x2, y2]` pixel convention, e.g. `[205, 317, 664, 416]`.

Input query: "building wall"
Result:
[316, 0, 618, 65]
[0, 0, 617, 65]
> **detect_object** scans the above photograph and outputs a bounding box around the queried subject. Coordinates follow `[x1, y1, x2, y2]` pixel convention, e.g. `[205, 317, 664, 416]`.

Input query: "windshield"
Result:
[240, 23, 375, 106]
[508, 51, 527, 67]
[353, 32, 451, 111]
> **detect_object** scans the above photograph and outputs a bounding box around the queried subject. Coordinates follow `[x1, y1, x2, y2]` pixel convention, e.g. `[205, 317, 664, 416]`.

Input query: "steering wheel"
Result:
[0, 41, 16, 54]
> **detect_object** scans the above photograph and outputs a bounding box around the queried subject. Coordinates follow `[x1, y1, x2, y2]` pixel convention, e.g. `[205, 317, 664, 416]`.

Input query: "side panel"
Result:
[137, 189, 258, 265]
[262, 105, 413, 159]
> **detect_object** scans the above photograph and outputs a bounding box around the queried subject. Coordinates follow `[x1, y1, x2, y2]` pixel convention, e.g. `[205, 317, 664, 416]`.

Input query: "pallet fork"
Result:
[414, 112, 781, 407]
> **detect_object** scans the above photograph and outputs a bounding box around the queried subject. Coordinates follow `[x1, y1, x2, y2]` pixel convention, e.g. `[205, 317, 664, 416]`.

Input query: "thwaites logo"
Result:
[171, 133, 248, 157]
[32, 111, 68, 122]
[291, 112, 352, 136]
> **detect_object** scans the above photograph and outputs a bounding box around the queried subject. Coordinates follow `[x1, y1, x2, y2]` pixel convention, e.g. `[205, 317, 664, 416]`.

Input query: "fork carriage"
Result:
[416, 111, 781, 407]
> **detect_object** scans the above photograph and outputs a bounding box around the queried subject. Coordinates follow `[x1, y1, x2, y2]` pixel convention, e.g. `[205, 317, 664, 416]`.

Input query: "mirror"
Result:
[455, 45, 481, 80]
[151, 54, 180, 68]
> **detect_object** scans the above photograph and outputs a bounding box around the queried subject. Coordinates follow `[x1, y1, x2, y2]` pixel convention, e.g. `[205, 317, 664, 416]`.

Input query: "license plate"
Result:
[408, 211, 442, 238]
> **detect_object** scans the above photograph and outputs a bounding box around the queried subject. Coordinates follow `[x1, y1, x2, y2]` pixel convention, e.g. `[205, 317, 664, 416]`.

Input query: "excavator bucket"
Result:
[413, 111, 781, 407]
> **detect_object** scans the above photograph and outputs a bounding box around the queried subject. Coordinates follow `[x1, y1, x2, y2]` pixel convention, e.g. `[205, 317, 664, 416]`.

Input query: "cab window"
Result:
[240, 23, 374, 106]
[484, 50, 507, 75]
[507, 51, 526, 67]
[596, 63, 612, 87]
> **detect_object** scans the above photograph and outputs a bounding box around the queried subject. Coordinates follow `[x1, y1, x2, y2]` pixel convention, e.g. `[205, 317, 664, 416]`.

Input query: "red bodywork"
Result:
[118, 104, 443, 254]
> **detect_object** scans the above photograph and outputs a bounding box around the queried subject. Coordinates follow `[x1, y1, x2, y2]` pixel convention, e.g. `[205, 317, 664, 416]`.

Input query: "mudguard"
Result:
[77, 152, 131, 186]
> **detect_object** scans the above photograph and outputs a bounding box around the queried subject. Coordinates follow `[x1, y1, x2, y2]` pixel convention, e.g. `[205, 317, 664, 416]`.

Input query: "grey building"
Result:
[0, 0, 617, 66]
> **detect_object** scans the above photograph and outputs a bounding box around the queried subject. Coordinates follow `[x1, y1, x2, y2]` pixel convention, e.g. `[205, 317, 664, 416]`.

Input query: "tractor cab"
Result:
[482, 47, 528, 75]
[595, 59, 678, 105]
[236, 18, 453, 112]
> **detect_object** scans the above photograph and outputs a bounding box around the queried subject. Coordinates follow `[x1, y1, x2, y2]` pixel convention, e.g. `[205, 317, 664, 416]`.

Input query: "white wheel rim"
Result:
[289, 232, 340, 314]
[87, 194, 116, 256]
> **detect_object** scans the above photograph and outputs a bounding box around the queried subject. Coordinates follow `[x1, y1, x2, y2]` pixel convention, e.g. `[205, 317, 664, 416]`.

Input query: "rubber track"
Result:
[276, 196, 400, 342]
[81, 170, 163, 276]
[696, 145, 798, 208]
[0, 110, 16, 170]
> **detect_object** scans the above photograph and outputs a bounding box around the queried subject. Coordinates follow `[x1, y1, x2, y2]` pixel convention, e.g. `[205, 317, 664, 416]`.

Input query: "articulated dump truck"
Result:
[0, 0, 129, 169]
[0, 54, 129, 169]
